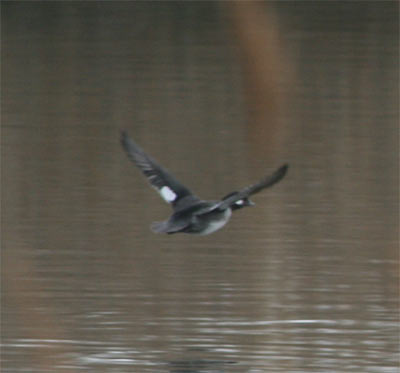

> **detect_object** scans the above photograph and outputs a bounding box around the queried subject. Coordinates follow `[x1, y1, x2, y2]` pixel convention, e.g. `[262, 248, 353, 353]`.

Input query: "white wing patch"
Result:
[159, 186, 177, 203]
[235, 199, 244, 205]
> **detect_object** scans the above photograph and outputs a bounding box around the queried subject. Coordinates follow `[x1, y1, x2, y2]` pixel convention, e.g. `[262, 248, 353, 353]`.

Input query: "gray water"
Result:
[2, 2, 398, 373]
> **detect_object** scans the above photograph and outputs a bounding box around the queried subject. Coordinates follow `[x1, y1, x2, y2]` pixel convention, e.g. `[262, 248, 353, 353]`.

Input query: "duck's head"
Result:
[231, 197, 255, 211]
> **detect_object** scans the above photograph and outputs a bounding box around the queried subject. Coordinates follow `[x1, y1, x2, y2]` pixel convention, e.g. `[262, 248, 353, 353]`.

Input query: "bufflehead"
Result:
[121, 131, 288, 235]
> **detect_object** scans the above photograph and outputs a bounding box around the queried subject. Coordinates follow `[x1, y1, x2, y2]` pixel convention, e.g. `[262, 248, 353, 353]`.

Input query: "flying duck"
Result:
[121, 131, 288, 235]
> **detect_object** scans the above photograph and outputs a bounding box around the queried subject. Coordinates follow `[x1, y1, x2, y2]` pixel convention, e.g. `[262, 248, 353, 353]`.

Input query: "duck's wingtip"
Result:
[280, 163, 289, 175]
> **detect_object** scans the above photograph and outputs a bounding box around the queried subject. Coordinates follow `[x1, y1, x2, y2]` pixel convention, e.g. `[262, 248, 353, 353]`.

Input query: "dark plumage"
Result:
[121, 131, 288, 235]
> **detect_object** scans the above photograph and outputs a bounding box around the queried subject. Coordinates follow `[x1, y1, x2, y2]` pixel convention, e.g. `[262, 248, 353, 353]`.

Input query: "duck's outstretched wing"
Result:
[214, 164, 289, 211]
[120, 131, 196, 206]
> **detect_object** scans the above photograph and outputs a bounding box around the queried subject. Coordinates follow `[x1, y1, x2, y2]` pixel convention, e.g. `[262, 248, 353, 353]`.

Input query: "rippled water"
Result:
[2, 2, 398, 373]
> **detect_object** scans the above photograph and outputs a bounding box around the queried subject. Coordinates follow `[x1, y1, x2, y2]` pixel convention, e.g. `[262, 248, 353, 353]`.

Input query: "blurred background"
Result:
[2, 1, 398, 372]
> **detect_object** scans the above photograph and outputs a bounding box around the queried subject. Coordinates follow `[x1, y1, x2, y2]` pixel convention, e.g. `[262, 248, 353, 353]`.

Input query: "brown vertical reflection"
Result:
[226, 1, 291, 160]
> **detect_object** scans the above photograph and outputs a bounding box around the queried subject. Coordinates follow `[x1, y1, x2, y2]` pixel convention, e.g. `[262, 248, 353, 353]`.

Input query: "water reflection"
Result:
[2, 1, 398, 373]
[167, 358, 236, 373]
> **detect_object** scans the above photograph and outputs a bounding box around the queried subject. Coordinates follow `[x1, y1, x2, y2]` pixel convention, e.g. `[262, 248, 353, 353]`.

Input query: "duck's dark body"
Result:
[120, 131, 288, 235]
[152, 201, 232, 235]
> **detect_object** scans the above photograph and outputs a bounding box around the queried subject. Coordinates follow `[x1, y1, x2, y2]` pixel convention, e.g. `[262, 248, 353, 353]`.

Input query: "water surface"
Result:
[2, 2, 398, 372]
